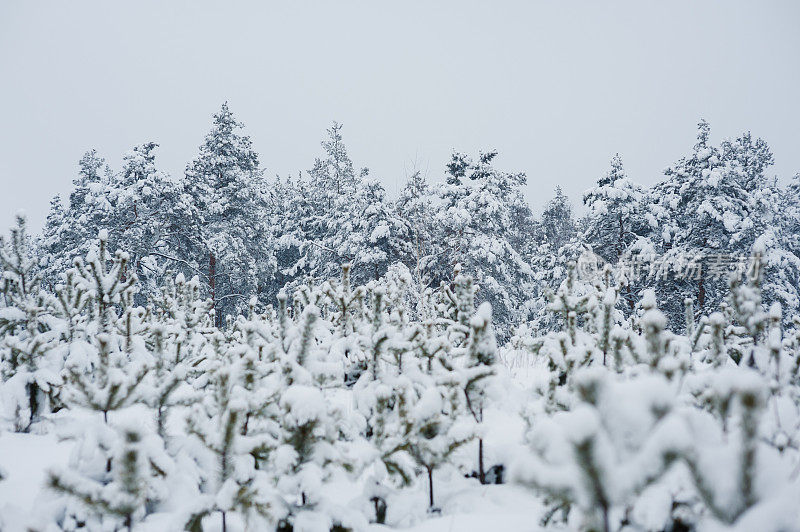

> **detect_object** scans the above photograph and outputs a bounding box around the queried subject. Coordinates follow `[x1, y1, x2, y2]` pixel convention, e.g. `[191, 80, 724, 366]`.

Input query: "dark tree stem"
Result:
[478, 438, 485, 484]
[427, 467, 434, 509]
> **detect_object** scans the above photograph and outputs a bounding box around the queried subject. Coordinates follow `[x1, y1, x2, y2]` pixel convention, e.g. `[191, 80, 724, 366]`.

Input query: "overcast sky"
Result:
[1, 1, 799, 232]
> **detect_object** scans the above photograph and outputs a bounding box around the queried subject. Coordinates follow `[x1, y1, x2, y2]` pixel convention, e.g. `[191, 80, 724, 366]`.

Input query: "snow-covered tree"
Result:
[396, 170, 438, 289]
[0, 213, 61, 431]
[39, 149, 113, 288]
[140, 316, 199, 440]
[646, 121, 785, 327]
[267, 174, 315, 294]
[460, 302, 496, 484]
[61, 231, 149, 424]
[345, 178, 414, 284]
[184, 358, 280, 531]
[515, 367, 688, 532]
[5, 104, 800, 532]
[402, 361, 472, 511]
[582, 155, 649, 312]
[429, 151, 534, 334]
[39, 143, 176, 305]
[289, 122, 376, 287]
[180, 102, 273, 326]
[541, 185, 578, 254]
[269, 302, 365, 530]
[309, 121, 363, 196]
[48, 421, 172, 532]
[105, 142, 177, 298]
[530, 187, 588, 332]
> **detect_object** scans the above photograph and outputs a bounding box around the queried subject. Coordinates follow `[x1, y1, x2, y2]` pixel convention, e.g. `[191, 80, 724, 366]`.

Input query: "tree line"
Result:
[37, 104, 800, 337]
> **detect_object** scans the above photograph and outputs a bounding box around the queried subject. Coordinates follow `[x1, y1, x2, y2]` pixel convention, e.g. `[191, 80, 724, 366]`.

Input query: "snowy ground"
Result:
[0, 432, 75, 530]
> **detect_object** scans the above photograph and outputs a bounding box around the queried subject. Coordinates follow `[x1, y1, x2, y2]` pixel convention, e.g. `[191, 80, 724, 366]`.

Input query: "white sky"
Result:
[1, 1, 799, 232]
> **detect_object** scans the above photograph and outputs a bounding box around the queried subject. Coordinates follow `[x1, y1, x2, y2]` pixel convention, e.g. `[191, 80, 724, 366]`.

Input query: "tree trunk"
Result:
[372, 496, 387, 524]
[478, 438, 485, 484]
[157, 405, 165, 439]
[698, 269, 706, 309]
[626, 283, 634, 312]
[209, 251, 218, 327]
[427, 467, 434, 509]
[26, 381, 39, 432]
[618, 215, 636, 312]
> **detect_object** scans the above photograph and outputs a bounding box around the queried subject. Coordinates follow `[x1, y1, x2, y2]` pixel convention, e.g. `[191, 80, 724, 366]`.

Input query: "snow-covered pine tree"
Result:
[148, 272, 214, 375]
[528, 265, 595, 413]
[375, 280, 476, 512]
[719, 131, 774, 192]
[434, 265, 477, 347]
[354, 286, 392, 390]
[530, 187, 589, 332]
[685, 250, 800, 529]
[227, 303, 283, 471]
[180, 102, 273, 326]
[38, 195, 67, 290]
[309, 121, 362, 198]
[38, 236, 183, 532]
[582, 155, 648, 312]
[646, 121, 784, 328]
[321, 263, 369, 385]
[776, 172, 800, 323]
[0, 213, 61, 431]
[541, 185, 578, 254]
[402, 353, 472, 512]
[183, 356, 280, 532]
[47, 420, 172, 532]
[429, 151, 534, 335]
[266, 173, 315, 294]
[39, 149, 114, 288]
[350, 284, 421, 522]
[61, 231, 149, 424]
[39, 143, 178, 306]
[105, 142, 177, 300]
[297, 122, 378, 286]
[396, 170, 438, 290]
[269, 301, 365, 530]
[460, 301, 496, 484]
[685, 299, 798, 529]
[433, 268, 500, 484]
[343, 269, 439, 521]
[516, 287, 682, 529]
[324, 264, 366, 335]
[512, 244, 800, 530]
[140, 317, 199, 440]
[343, 178, 414, 285]
[514, 366, 687, 532]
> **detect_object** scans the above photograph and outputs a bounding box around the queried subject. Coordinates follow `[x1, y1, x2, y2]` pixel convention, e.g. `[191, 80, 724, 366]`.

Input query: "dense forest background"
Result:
[35, 104, 800, 336]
